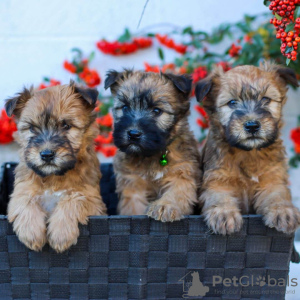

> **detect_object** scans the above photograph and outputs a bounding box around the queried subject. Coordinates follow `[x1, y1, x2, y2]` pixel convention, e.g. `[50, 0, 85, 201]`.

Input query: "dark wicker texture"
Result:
[0, 163, 296, 300]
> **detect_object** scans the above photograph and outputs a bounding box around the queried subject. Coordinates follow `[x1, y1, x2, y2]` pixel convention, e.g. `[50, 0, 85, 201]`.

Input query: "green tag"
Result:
[159, 154, 168, 166]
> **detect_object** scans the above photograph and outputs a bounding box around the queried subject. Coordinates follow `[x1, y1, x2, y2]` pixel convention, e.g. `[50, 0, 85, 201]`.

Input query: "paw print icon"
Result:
[256, 276, 266, 287]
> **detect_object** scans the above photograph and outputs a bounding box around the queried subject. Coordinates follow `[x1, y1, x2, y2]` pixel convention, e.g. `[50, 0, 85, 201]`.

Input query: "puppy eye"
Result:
[29, 125, 35, 133]
[261, 97, 271, 104]
[122, 105, 129, 112]
[153, 108, 162, 116]
[62, 121, 71, 130]
[227, 100, 238, 108]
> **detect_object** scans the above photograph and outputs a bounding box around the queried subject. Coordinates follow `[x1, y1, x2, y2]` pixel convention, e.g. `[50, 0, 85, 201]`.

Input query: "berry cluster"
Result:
[0, 109, 17, 144]
[63, 58, 101, 88]
[228, 43, 242, 57]
[96, 37, 152, 56]
[79, 68, 101, 87]
[291, 127, 300, 153]
[268, 0, 300, 61]
[155, 34, 187, 54]
[38, 78, 61, 90]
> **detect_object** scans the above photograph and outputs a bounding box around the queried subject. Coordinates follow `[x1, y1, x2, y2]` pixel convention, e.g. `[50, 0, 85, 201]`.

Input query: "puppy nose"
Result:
[40, 149, 55, 162]
[128, 129, 142, 140]
[244, 120, 261, 134]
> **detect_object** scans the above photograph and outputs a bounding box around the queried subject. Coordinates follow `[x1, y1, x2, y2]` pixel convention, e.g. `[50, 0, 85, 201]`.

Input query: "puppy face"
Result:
[105, 70, 192, 157]
[5, 83, 98, 177]
[195, 62, 299, 150]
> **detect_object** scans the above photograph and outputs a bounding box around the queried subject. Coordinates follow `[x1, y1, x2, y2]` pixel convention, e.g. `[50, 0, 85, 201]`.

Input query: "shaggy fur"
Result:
[5, 82, 106, 252]
[195, 62, 300, 235]
[105, 70, 201, 221]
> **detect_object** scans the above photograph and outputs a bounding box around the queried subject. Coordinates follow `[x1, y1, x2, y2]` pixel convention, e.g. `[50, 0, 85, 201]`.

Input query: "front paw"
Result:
[11, 211, 47, 251]
[263, 205, 300, 234]
[204, 206, 243, 235]
[47, 218, 79, 253]
[146, 200, 183, 222]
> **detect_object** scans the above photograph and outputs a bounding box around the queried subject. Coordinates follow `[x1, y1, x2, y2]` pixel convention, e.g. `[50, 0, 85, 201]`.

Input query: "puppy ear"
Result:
[73, 85, 99, 107]
[104, 70, 120, 90]
[195, 78, 212, 103]
[276, 67, 299, 87]
[260, 61, 299, 87]
[105, 69, 133, 94]
[195, 66, 223, 103]
[164, 73, 192, 94]
[5, 87, 33, 118]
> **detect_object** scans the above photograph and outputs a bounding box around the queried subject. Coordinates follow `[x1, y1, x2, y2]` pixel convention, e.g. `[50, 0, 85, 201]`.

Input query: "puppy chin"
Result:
[27, 160, 76, 177]
[229, 137, 277, 151]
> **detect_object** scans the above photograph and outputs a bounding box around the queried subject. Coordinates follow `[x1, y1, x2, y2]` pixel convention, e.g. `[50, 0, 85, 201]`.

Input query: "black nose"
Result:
[244, 120, 261, 134]
[40, 150, 55, 162]
[128, 129, 142, 140]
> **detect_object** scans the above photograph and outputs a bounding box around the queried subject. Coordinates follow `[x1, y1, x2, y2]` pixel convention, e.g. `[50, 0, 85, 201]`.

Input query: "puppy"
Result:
[105, 70, 201, 221]
[5, 82, 106, 252]
[195, 61, 300, 235]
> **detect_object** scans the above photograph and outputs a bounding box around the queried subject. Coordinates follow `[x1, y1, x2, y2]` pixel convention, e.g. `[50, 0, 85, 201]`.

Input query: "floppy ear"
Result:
[195, 66, 223, 103]
[5, 87, 33, 118]
[104, 70, 120, 90]
[70, 80, 98, 108]
[104, 69, 133, 94]
[276, 67, 299, 87]
[164, 73, 192, 95]
[195, 77, 212, 103]
[260, 61, 299, 87]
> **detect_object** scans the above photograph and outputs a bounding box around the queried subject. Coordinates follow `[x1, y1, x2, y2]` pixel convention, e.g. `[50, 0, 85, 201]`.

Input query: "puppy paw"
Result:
[204, 207, 243, 235]
[47, 218, 79, 253]
[11, 212, 47, 251]
[146, 201, 184, 222]
[263, 205, 300, 234]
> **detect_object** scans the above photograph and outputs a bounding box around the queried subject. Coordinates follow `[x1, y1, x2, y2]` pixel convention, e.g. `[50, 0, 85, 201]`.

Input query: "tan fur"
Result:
[6, 84, 106, 252]
[198, 62, 300, 234]
[110, 71, 201, 221]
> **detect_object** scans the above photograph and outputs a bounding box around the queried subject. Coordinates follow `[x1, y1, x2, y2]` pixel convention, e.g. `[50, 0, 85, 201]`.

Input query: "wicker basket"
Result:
[0, 162, 296, 300]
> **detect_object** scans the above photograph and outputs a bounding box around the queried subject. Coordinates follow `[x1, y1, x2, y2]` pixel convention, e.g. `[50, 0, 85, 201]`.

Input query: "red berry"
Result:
[291, 50, 297, 56]
[288, 42, 293, 47]
[291, 56, 297, 60]
[281, 31, 287, 37]
[296, 18, 300, 23]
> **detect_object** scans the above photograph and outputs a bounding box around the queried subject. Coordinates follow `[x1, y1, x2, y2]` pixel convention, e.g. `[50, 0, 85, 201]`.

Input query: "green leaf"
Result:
[285, 46, 293, 54]
[147, 33, 155, 37]
[158, 47, 164, 61]
[88, 51, 95, 63]
[263, 0, 270, 7]
[43, 77, 50, 82]
[275, 13, 282, 21]
[294, 6, 300, 19]
[286, 58, 291, 65]
[285, 22, 295, 32]
[118, 28, 131, 42]
[71, 48, 83, 55]
[182, 26, 193, 35]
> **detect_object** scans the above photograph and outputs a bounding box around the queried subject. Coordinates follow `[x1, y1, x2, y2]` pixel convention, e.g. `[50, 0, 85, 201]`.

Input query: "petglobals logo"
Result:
[179, 271, 209, 298]
[212, 275, 298, 288]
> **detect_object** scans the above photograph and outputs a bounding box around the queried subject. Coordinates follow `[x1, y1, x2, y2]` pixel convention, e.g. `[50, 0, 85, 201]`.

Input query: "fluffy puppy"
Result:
[5, 82, 106, 252]
[195, 61, 300, 235]
[105, 70, 201, 221]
